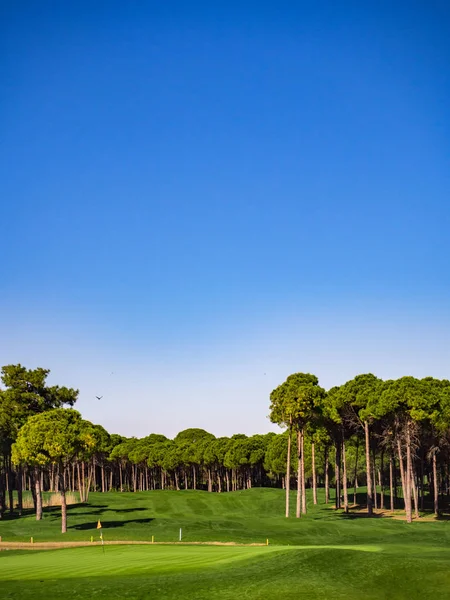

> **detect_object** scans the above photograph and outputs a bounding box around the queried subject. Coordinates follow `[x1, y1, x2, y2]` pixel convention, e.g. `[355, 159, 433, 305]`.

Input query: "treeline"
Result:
[1, 364, 450, 533]
[269, 372, 450, 522]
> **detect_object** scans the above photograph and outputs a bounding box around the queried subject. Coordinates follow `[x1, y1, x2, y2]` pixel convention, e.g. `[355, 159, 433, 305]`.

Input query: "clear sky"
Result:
[1, 1, 449, 438]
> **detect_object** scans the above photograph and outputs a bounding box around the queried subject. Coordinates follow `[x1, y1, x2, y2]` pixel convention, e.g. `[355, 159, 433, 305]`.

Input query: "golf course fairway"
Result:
[1, 489, 450, 598]
[1, 543, 450, 599]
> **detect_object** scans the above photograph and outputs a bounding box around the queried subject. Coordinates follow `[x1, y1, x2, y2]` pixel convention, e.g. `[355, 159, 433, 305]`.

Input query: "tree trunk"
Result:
[31, 472, 37, 510]
[353, 440, 359, 506]
[379, 451, 384, 510]
[373, 464, 378, 510]
[286, 425, 292, 518]
[433, 452, 439, 516]
[77, 463, 83, 502]
[59, 466, 67, 533]
[342, 441, 348, 514]
[405, 427, 413, 523]
[207, 468, 212, 493]
[34, 467, 43, 521]
[419, 453, 425, 511]
[389, 455, 394, 512]
[17, 465, 23, 516]
[0, 466, 6, 519]
[85, 465, 93, 503]
[312, 442, 317, 505]
[81, 462, 86, 498]
[133, 465, 137, 492]
[193, 465, 197, 490]
[335, 441, 341, 510]
[301, 431, 306, 514]
[393, 458, 398, 504]
[325, 448, 329, 504]
[364, 421, 373, 516]
[411, 462, 419, 519]
[296, 430, 301, 518]
[396, 439, 407, 513]
[7, 459, 14, 515]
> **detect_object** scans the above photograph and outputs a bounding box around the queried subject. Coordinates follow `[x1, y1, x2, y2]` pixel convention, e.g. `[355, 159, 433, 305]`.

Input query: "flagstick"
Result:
[97, 520, 105, 554]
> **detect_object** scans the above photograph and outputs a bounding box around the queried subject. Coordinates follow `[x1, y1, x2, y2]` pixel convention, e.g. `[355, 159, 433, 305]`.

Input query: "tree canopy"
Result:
[3, 363, 450, 527]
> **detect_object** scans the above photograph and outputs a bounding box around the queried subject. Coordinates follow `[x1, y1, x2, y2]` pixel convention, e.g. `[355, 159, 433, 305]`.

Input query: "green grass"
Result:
[2, 488, 450, 599]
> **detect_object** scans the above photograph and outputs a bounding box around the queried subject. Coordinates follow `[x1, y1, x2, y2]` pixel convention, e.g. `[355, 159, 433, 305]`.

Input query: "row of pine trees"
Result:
[1, 364, 450, 532]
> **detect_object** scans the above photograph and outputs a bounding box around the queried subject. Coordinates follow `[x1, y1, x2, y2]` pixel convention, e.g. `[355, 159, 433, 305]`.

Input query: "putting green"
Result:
[0, 543, 390, 582]
[1, 543, 450, 600]
[0, 545, 285, 581]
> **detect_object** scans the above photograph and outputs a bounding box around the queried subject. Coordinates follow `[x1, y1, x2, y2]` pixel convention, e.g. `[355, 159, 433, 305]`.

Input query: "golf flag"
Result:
[97, 520, 105, 553]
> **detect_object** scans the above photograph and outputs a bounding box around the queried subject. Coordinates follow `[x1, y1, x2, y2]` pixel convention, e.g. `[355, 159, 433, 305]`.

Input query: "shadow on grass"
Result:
[63, 505, 148, 515]
[111, 507, 148, 513]
[44, 504, 109, 516]
[70, 518, 154, 530]
[2, 503, 150, 521]
[0, 509, 35, 520]
[338, 511, 384, 519]
[434, 513, 450, 521]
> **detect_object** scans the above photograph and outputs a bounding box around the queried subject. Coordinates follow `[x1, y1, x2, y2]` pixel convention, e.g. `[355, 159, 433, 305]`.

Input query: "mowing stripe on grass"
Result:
[0, 544, 386, 582]
[0, 545, 284, 581]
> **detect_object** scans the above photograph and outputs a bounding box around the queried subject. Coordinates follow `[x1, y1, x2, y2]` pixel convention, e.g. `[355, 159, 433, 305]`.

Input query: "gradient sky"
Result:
[1, 1, 449, 438]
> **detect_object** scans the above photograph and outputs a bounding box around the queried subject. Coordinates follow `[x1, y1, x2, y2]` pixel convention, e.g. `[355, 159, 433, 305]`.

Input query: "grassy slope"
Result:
[2, 488, 450, 599]
[1, 487, 450, 546]
[1, 544, 450, 600]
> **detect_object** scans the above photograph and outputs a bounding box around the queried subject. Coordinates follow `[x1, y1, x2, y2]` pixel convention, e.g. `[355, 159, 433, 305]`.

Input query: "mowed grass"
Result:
[1, 543, 450, 599]
[2, 488, 450, 599]
[2, 487, 450, 546]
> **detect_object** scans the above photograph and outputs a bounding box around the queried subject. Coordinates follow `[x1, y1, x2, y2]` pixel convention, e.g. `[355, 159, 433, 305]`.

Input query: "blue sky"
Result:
[1, 1, 449, 437]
